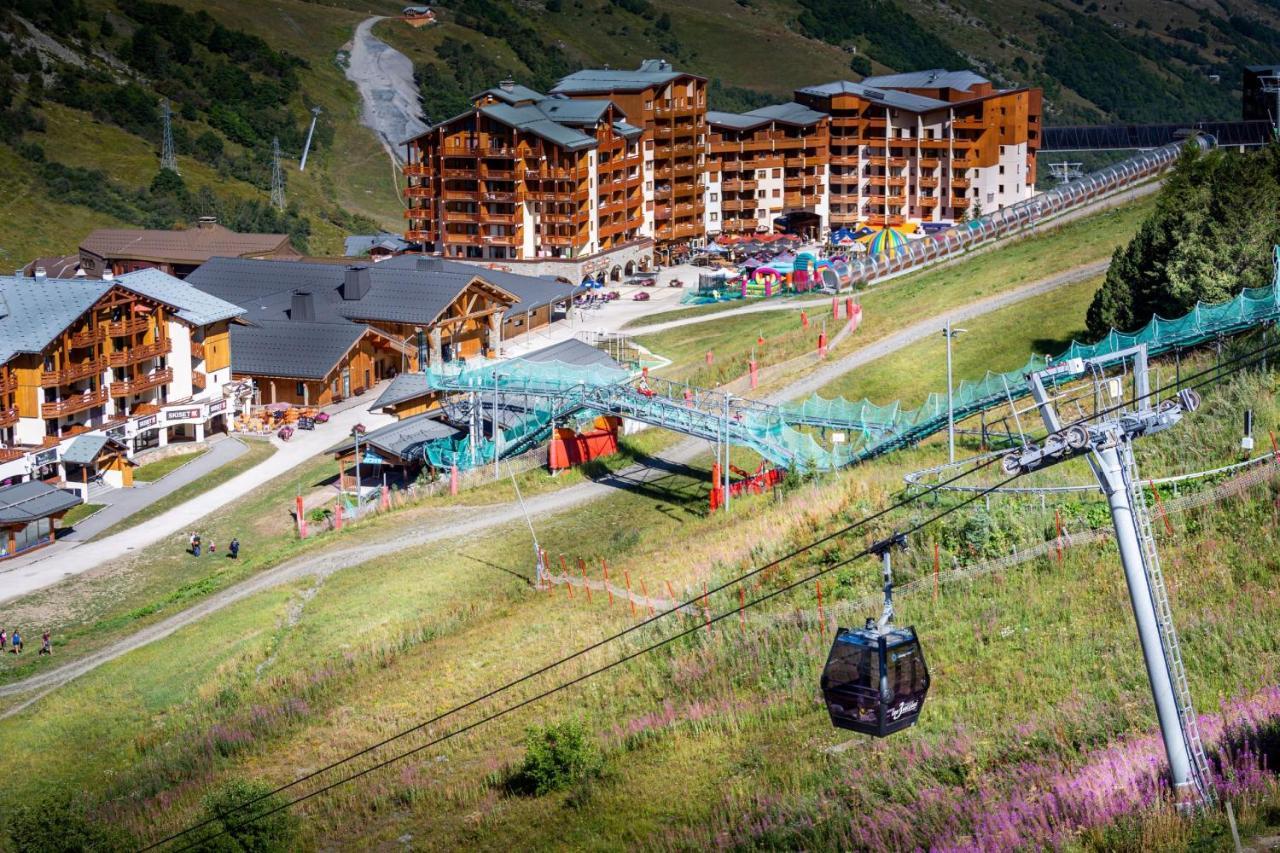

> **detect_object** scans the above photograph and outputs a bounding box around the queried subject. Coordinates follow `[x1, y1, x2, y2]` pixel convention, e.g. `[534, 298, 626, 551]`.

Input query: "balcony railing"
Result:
[0, 372, 15, 395]
[110, 367, 173, 398]
[404, 186, 434, 198]
[107, 316, 150, 337]
[190, 341, 206, 361]
[403, 163, 432, 176]
[41, 387, 108, 418]
[41, 359, 105, 387]
[107, 338, 171, 368]
[69, 326, 104, 348]
[405, 230, 432, 242]
[193, 371, 206, 390]
[0, 406, 16, 428]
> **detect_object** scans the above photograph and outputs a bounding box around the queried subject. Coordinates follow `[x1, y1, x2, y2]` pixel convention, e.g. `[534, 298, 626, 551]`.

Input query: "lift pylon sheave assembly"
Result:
[1025, 345, 1214, 807]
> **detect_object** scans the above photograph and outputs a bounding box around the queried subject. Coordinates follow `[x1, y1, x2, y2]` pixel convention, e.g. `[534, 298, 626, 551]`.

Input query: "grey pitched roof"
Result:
[117, 269, 245, 326]
[522, 337, 621, 368]
[551, 60, 702, 94]
[185, 257, 509, 328]
[0, 480, 82, 524]
[536, 97, 613, 125]
[326, 412, 461, 459]
[376, 256, 581, 319]
[478, 103, 597, 151]
[474, 83, 545, 105]
[61, 434, 126, 466]
[230, 320, 367, 380]
[80, 223, 295, 265]
[0, 276, 108, 364]
[862, 69, 989, 93]
[796, 80, 951, 112]
[344, 233, 412, 256]
[710, 102, 827, 131]
[370, 372, 433, 412]
[613, 120, 643, 140]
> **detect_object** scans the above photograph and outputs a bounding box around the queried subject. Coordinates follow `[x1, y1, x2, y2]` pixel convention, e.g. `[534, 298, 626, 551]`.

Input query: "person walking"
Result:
[192, 534, 201, 558]
[208, 538, 216, 556]
[229, 537, 240, 560]
[38, 631, 50, 656]
[10, 629, 21, 654]
[189, 532, 198, 556]
[0, 628, 7, 651]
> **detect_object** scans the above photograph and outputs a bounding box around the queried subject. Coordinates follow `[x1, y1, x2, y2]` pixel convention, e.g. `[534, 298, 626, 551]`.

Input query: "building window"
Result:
[710, 212, 718, 221]
[645, 101, 653, 110]
[296, 381, 305, 397]
[772, 189, 780, 198]
[1000, 145, 1006, 154]
[772, 168, 781, 178]
[998, 165, 1005, 175]
[757, 169, 767, 179]
[757, 189, 767, 199]
[998, 185, 1005, 194]
[756, 209, 766, 218]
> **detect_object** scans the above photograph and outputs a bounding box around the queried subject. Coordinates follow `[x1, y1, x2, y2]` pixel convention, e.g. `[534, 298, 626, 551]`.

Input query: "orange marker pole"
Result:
[579, 557, 591, 602]
[560, 555, 573, 598]
[602, 557, 613, 607]
[625, 570, 636, 618]
[665, 579, 677, 615]
[640, 578, 654, 616]
[1149, 480, 1174, 536]
[1055, 509, 1064, 562]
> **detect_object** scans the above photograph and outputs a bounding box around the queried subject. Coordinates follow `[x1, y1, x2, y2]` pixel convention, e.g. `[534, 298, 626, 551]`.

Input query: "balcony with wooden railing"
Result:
[192, 371, 207, 390]
[0, 406, 17, 429]
[952, 116, 986, 130]
[0, 371, 15, 396]
[69, 326, 105, 349]
[107, 338, 171, 368]
[110, 367, 173, 398]
[919, 196, 940, 208]
[405, 185, 434, 198]
[403, 163, 432, 176]
[41, 359, 106, 388]
[405, 230, 432, 242]
[0, 446, 24, 463]
[951, 178, 971, 189]
[106, 315, 150, 337]
[42, 386, 108, 418]
[190, 340, 206, 362]
[443, 210, 475, 222]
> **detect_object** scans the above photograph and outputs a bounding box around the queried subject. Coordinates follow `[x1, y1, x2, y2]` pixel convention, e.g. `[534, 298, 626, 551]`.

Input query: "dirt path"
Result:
[344, 16, 427, 163]
[0, 259, 1109, 710]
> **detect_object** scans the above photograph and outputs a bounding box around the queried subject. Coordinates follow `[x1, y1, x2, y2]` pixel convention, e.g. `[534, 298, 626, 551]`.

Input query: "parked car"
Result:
[606, 290, 621, 301]
[668, 278, 685, 288]
[277, 426, 294, 441]
[314, 411, 331, 424]
[629, 276, 657, 287]
[632, 291, 651, 301]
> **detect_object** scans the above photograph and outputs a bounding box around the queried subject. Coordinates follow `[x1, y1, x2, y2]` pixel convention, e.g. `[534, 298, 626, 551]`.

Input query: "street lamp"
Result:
[942, 321, 966, 464]
[351, 423, 366, 513]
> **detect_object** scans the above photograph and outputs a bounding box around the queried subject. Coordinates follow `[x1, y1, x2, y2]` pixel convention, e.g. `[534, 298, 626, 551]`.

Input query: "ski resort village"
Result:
[3, 0, 1280, 849]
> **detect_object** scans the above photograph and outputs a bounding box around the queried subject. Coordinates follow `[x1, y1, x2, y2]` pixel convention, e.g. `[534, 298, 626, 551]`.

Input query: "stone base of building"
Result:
[448, 239, 655, 283]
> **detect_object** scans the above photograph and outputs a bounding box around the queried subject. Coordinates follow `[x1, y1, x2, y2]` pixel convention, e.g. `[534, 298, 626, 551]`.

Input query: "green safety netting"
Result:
[413, 259, 1280, 473]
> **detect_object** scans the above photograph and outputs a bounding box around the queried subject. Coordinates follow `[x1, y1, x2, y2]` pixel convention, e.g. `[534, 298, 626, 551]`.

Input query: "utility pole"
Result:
[492, 371, 501, 481]
[160, 99, 178, 174]
[1026, 347, 1212, 806]
[271, 137, 286, 211]
[351, 424, 365, 515]
[299, 106, 323, 172]
[943, 321, 966, 463]
[723, 392, 732, 512]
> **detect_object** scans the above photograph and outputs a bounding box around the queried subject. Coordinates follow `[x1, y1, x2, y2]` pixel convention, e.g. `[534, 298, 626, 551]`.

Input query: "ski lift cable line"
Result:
[144, 337, 1280, 851]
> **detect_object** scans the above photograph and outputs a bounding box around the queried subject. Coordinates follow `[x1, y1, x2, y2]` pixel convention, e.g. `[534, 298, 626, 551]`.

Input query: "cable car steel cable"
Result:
[144, 337, 1280, 851]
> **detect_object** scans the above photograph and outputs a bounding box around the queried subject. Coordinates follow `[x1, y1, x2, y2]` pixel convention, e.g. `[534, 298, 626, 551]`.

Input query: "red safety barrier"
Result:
[832, 297, 839, 319]
[727, 462, 783, 499]
[817, 332, 827, 358]
[709, 462, 724, 511]
[296, 495, 307, 539]
[706, 350, 714, 365]
[801, 310, 809, 329]
[749, 359, 759, 389]
[845, 297, 854, 321]
[549, 416, 621, 470]
[848, 304, 863, 332]
[450, 464, 459, 495]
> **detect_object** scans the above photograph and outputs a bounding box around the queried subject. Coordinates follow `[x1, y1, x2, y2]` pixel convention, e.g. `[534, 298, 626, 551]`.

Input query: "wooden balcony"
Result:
[442, 189, 480, 201]
[443, 210, 475, 223]
[951, 178, 971, 189]
[0, 372, 15, 396]
[0, 406, 17, 429]
[721, 179, 757, 192]
[192, 371, 206, 390]
[107, 338, 171, 368]
[953, 117, 985, 130]
[42, 387, 108, 418]
[110, 367, 173, 398]
[403, 163, 432, 176]
[483, 212, 517, 224]
[952, 197, 971, 209]
[482, 168, 515, 180]
[404, 208, 430, 219]
[918, 176, 940, 188]
[404, 186, 434, 198]
[190, 340, 206, 361]
[41, 359, 105, 387]
[0, 446, 24, 463]
[919, 196, 939, 208]
[69, 326, 105, 348]
[405, 230, 432, 242]
[442, 232, 479, 244]
[107, 316, 150, 337]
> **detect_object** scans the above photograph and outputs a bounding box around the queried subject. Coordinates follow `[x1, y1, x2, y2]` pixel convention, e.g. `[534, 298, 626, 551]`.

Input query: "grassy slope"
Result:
[635, 194, 1153, 386]
[132, 448, 209, 483]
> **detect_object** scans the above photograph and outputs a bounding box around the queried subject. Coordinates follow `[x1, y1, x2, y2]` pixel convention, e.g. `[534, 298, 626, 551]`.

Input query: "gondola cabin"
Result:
[821, 623, 930, 737]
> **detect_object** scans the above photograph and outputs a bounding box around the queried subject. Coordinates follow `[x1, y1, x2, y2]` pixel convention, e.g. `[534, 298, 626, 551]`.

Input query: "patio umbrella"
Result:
[863, 227, 910, 258]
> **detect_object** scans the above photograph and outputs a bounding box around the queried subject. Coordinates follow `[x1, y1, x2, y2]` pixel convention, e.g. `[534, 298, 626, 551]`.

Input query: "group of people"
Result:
[1, 627, 51, 655]
[188, 533, 239, 559]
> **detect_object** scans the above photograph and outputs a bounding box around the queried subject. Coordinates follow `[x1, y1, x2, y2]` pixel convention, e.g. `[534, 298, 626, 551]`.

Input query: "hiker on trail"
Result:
[9, 629, 21, 654]
[189, 532, 198, 556]
[0, 628, 6, 650]
[192, 534, 201, 558]
[38, 631, 50, 656]
[208, 539, 216, 556]
[229, 537, 240, 560]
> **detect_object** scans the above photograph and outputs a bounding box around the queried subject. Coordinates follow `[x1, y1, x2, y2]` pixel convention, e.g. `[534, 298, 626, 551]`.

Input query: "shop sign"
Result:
[165, 408, 203, 422]
[208, 399, 227, 415]
[33, 448, 58, 467]
[135, 414, 158, 430]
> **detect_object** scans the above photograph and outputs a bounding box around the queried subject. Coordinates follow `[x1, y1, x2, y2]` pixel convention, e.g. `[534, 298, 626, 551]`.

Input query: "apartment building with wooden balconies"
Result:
[793, 70, 1041, 229]
[0, 269, 244, 474]
[706, 102, 831, 237]
[402, 81, 646, 266]
[550, 60, 709, 251]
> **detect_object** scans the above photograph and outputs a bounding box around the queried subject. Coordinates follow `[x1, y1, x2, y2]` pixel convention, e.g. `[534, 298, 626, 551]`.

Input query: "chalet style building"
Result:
[78, 218, 300, 280]
[402, 63, 1042, 257]
[184, 255, 578, 408]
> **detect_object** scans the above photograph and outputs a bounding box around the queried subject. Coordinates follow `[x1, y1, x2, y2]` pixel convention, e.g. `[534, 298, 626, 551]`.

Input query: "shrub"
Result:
[192, 779, 300, 852]
[511, 719, 603, 795]
[4, 786, 132, 852]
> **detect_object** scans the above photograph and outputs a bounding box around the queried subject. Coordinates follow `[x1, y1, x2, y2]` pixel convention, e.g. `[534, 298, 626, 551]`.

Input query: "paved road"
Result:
[62, 437, 248, 542]
[0, 396, 394, 606]
[0, 257, 1109, 709]
[344, 16, 428, 163]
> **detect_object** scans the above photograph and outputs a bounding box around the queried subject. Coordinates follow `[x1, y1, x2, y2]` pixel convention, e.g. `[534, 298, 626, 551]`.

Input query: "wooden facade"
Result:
[709, 113, 830, 235]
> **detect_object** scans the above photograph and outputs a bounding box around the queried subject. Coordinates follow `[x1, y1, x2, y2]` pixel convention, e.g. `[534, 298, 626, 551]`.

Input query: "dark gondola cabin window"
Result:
[822, 624, 930, 738]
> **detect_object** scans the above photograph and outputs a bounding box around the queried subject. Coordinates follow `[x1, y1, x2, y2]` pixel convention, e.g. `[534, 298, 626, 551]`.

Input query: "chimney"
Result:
[342, 265, 371, 301]
[34, 266, 47, 280]
[415, 326, 428, 372]
[415, 255, 444, 272]
[291, 289, 316, 322]
[197, 216, 218, 230]
[102, 269, 115, 281]
[499, 78, 515, 92]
